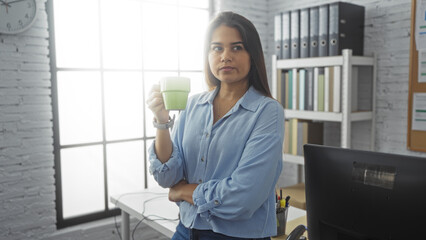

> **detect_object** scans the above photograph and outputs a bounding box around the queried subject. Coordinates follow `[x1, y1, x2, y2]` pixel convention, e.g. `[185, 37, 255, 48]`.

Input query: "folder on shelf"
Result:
[309, 6, 319, 57]
[300, 8, 310, 58]
[290, 10, 300, 58]
[282, 11, 291, 59]
[319, 4, 329, 57]
[313, 67, 319, 111]
[328, 67, 334, 112]
[328, 2, 365, 56]
[291, 118, 298, 155]
[306, 68, 314, 111]
[324, 67, 330, 112]
[274, 13, 283, 59]
[292, 68, 298, 110]
[288, 70, 293, 109]
[299, 69, 306, 110]
[283, 120, 290, 153]
[297, 120, 324, 156]
[285, 71, 290, 109]
[318, 72, 325, 111]
[277, 69, 283, 103]
[333, 66, 341, 112]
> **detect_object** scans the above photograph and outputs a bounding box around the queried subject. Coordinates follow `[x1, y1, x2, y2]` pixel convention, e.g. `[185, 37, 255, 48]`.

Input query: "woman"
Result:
[146, 11, 284, 239]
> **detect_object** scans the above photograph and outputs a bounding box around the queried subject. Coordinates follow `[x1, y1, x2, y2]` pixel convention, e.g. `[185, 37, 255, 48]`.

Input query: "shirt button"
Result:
[198, 179, 202, 183]
[205, 133, 209, 138]
[214, 200, 219, 205]
[201, 157, 204, 162]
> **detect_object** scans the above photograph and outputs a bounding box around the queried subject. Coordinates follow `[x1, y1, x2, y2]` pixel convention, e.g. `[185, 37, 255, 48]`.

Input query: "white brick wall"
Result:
[0, 0, 167, 239]
[1, 0, 425, 239]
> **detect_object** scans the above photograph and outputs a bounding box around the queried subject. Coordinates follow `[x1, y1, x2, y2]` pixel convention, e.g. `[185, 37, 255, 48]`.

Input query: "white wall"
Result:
[0, 0, 425, 239]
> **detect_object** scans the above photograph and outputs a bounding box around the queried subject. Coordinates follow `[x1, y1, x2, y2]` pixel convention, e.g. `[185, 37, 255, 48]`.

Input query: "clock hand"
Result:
[0, 0, 11, 13]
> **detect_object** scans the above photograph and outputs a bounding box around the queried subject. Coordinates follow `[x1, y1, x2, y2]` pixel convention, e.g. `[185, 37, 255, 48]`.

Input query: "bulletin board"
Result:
[408, 0, 426, 152]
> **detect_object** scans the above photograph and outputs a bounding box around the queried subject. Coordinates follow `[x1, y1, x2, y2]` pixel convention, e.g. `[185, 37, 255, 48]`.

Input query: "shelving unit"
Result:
[272, 49, 377, 165]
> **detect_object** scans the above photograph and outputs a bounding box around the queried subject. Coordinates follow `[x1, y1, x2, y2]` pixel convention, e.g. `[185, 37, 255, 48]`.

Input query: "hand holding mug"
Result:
[146, 84, 169, 124]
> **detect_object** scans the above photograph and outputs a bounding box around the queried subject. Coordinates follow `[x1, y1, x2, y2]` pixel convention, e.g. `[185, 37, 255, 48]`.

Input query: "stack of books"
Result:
[283, 120, 323, 156]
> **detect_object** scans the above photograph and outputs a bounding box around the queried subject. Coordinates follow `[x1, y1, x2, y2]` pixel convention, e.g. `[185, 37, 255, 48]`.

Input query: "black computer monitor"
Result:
[303, 144, 426, 240]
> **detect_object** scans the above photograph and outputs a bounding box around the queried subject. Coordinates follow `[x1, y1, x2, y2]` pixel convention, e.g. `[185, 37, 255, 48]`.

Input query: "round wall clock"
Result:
[0, 0, 38, 34]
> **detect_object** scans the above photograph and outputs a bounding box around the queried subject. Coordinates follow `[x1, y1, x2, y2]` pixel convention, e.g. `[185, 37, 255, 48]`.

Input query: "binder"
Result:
[328, 67, 334, 112]
[300, 8, 310, 58]
[329, 2, 365, 56]
[309, 6, 319, 57]
[282, 11, 291, 59]
[274, 13, 283, 59]
[318, 4, 328, 57]
[290, 10, 300, 58]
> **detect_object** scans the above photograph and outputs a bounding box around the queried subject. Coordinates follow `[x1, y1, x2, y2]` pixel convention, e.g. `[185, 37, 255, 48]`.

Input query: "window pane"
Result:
[144, 71, 178, 137]
[179, 0, 209, 8]
[57, 71, 103, 145]
[179, 8, 209, 71]
[146, 139, 160, 189]
[180, 71, 207, 97]
[53, 0, 100, 68]
[61, 145, 105, 218]
[104, 71, 144, 141]
[107, 141, 144, 209]
[100, 0, 143, 69]
[142, 2, 178, 70]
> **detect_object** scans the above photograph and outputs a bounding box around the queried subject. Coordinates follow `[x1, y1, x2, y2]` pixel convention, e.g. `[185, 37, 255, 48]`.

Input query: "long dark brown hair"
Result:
[204, 11, 272, 98]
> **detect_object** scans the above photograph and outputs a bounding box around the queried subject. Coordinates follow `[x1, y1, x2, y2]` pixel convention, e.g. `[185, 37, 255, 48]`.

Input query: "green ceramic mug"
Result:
[160, 76, 191, 110]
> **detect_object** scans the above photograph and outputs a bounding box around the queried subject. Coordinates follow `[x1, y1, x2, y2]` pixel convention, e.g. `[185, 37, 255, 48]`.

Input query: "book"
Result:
[306, 68, 314, 111]
[292, 69, 298, 110]
[324, 67, 330, 112]
[283, 120, 290, 153]
[299, 69, 306, 110]
[333, 66, 341, 112]
[328, 67, 334, 112]
[318, 73, 325, 111]
[285, 72, 290, 109]
[313, 67, 319, 111]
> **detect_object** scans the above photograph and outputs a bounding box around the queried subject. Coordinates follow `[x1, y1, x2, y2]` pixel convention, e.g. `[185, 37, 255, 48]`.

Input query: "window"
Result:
[48, 0, 210, 228]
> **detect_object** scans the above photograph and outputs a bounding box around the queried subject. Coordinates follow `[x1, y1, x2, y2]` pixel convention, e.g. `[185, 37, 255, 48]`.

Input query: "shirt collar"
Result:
[196, 85, 263, 112]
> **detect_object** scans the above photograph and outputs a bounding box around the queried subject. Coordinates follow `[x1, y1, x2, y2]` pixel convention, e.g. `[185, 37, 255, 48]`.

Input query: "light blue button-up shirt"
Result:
[149, 86, 284, 238]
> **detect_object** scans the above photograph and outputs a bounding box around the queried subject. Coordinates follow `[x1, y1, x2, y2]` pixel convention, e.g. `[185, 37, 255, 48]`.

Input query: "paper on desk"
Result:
[412, 93, 426, 131]
[416, 0, 426, 50]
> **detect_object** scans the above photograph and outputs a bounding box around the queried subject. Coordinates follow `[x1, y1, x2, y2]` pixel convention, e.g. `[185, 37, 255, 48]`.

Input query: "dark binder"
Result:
[282, 11, 291, 59]
[329, 2, 365, 56]
[309, 6, 319, 57]
[318, 4, 328, 57]
[290, 9, 300, 58]
[274, 13, 283, 59]
[300, 8, 310, 58]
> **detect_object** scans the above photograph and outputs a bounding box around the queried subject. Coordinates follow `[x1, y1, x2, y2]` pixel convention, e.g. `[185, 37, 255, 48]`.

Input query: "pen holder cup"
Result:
[275, 207, 288, 237]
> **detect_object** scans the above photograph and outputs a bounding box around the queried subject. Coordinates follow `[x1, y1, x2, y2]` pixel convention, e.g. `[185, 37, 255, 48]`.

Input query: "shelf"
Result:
[275, 55, 374, 69]
[282, 153, 304, 165]
[284, 110, 372, 122]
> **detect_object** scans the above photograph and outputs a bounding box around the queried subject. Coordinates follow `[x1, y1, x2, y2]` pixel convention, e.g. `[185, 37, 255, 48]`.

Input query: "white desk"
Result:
[111, 187, 306, 240]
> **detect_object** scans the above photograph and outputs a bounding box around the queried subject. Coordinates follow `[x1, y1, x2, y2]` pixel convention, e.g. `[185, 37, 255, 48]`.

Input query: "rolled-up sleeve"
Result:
[192, 101, 284, 221]
[148, 142, 184, 188]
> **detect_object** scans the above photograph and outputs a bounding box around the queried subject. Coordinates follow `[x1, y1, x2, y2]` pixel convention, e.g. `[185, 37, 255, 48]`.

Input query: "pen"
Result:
[285, 196, 290, 207]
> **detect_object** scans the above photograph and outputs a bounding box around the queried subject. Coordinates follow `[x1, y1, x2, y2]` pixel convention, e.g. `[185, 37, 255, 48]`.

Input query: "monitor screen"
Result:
[303, 144, 426, 240]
